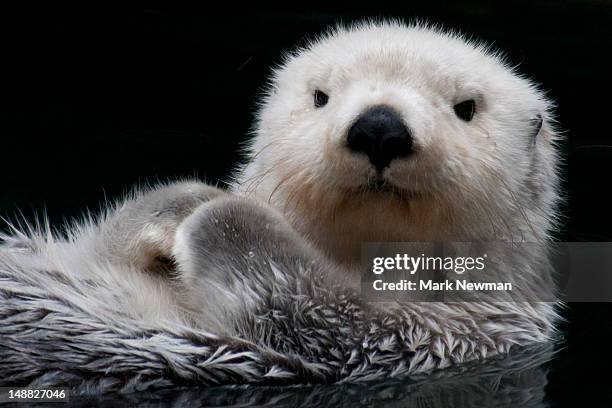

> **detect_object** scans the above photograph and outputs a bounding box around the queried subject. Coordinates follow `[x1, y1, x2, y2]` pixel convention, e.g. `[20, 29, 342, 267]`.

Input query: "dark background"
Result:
[1, 1, 611, 405]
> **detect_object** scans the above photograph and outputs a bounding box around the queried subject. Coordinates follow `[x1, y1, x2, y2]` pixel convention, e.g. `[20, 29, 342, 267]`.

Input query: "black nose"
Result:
[346, 105, 412, 171]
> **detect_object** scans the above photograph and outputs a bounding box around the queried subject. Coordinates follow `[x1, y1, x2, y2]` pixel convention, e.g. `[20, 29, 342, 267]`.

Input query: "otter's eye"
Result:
[314, 90, 329, 108]
[454, 99, 476, 121]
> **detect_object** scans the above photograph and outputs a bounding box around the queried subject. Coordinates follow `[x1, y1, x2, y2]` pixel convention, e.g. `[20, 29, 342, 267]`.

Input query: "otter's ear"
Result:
[529, 114, 543, 140]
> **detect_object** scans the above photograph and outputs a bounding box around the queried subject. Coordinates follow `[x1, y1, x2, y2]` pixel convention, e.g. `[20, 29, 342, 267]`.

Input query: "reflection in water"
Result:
[67, 343, 555, 408]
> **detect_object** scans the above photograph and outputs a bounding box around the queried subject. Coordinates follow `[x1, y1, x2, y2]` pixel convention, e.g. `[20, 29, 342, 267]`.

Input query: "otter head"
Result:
[236, 21, 561, 266]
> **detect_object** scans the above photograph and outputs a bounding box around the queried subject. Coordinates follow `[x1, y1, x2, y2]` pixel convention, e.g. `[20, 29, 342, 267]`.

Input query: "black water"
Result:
[1, 2, 611, 406]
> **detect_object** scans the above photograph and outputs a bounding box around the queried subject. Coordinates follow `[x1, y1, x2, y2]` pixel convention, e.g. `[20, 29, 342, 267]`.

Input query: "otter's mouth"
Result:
[355, 178, 426, 201]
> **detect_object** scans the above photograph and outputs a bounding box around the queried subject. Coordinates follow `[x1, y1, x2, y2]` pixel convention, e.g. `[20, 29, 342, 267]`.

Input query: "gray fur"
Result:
[10, 343, 555, 406]
[1, 182, 557, 393]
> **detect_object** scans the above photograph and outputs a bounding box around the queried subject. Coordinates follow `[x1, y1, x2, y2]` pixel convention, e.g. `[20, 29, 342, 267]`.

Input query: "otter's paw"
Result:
[101, 181, 226, 273]
[173, 196, 315, 288]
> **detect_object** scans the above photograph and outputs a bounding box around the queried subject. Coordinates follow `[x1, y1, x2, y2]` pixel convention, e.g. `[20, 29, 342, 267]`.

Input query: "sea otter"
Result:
[0, 21, 561, 392]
